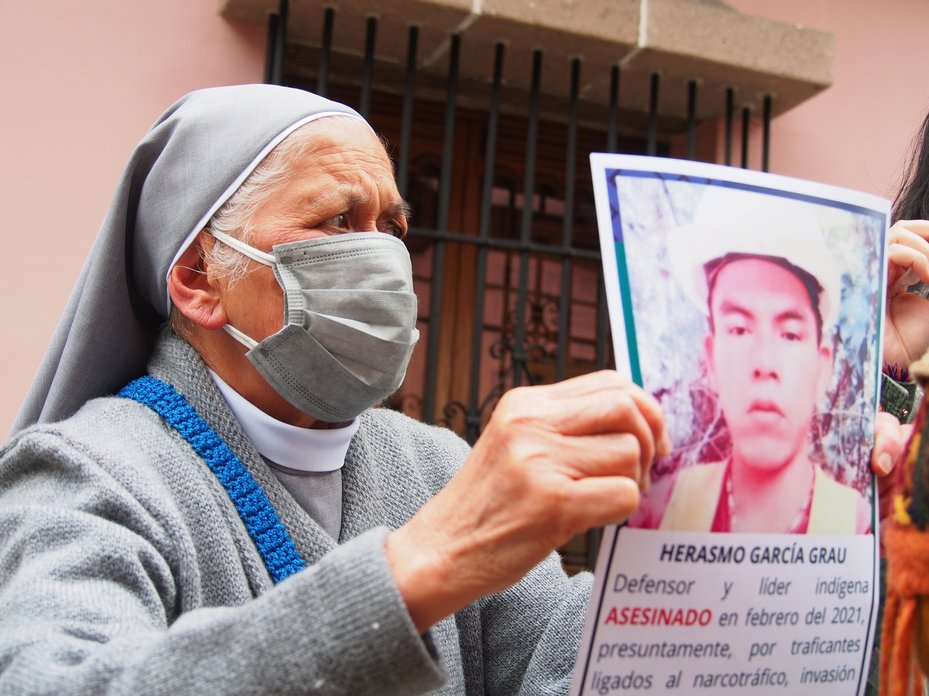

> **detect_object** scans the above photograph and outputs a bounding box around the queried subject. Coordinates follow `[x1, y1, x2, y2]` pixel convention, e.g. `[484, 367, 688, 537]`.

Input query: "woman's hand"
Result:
[873, 410, 912, 521]
[884, 220, 929, 369]
[386, 370, 668, 631]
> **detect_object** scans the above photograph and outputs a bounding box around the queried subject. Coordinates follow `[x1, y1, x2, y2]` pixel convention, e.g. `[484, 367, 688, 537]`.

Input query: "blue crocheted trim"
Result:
[118, 375, 305, 583]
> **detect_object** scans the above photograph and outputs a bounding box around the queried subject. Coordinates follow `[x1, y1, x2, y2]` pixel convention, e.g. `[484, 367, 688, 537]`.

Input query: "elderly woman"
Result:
[0, 85, 667, 693]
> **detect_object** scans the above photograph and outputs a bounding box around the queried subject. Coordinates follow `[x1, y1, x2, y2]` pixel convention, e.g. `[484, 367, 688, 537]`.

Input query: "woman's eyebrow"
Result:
[386, 200, 413, 221]
[340, 190, 412, 221]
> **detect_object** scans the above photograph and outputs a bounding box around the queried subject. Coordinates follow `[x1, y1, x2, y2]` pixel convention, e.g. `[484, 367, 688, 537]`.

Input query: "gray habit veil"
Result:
[13, 84, 362, 433]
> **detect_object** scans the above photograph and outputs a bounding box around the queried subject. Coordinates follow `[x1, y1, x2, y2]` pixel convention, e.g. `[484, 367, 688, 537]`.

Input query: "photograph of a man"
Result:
[630, 185, 873, 534]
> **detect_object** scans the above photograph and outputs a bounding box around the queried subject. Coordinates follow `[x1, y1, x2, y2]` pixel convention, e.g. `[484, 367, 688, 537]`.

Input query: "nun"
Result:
[0, 84, 666, 694]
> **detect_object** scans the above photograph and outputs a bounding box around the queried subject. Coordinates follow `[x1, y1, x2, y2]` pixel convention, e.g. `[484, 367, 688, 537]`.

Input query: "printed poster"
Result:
[572, 155, 889, 696]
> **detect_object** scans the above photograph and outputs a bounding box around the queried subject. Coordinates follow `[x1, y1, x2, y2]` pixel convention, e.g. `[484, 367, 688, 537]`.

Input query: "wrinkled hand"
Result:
[386, 370, 669, 631]
[884, 220, 929, 368]
[873, 410, 911, 521]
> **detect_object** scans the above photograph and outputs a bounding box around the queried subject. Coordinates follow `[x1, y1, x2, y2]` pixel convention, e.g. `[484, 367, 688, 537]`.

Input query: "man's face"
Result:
[705, 258, 832, 473]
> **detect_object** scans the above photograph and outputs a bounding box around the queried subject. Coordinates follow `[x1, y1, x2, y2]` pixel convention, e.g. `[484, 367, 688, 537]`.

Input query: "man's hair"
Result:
[168, 115, 359, 336]
[704, 253, 825, 344]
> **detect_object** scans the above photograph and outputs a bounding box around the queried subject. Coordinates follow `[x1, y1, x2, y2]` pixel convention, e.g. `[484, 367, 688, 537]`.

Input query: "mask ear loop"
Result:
[223, 323, 259, 350]
[209, 230, 274, 350]
[211, 229, 276, 266]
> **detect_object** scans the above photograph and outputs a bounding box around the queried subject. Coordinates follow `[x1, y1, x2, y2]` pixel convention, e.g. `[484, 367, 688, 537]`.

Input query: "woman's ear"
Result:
[167, 231, 227, 330]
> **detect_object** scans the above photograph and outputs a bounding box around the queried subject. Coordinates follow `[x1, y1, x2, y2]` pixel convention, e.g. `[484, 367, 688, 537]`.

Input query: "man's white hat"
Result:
[667, 185, 841, 333]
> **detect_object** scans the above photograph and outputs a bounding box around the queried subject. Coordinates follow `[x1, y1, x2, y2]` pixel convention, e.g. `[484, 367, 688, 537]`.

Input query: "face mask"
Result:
[211, 230, 420, 422]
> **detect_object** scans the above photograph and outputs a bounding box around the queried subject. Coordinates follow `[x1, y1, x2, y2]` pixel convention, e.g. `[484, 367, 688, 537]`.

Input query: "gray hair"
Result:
[205, 115, 360, 283]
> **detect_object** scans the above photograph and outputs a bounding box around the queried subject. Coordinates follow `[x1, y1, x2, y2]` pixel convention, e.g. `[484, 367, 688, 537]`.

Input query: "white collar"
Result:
[208, 369, 358, 472]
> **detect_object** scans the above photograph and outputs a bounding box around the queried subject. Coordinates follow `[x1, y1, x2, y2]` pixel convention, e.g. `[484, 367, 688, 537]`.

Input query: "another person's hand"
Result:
[873, 410, 911, 521]
[386, 370, 669, 631]
[884, 220, 929, 369]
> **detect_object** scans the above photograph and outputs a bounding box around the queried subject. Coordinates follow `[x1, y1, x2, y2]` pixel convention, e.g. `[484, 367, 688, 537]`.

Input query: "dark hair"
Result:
[894, 109, 929, 223]
[705, 253, 824, 344]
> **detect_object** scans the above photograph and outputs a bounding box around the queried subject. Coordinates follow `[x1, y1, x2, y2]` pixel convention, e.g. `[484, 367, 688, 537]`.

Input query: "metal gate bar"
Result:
[316, 7, 334, 97]
[556, 58, 582, 384]
[511, 50, 543, 390]
[272, 0, 288, 85]
[359, 17, 377, 119]
[465, 42, 506, 444]
[762, 95, 773, 172]
[396, 25, 419, 199]
[741, 106, 751, 168]
[725, 87, 735, 165]
[607, 65, 620, 154]
[265, 13, 279, 85]
[647, 72, 659, 156]
[421, 33, 461, 423]
[686, 80, 698, 160]
[403, 229, 602, 258]
[598, 64, 621, 376]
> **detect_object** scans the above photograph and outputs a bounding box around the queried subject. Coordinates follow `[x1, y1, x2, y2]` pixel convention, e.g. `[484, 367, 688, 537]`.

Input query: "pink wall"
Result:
[0, 1, 265, 435]
[2, 0, 927, 436]
[725, 0, 929, 197]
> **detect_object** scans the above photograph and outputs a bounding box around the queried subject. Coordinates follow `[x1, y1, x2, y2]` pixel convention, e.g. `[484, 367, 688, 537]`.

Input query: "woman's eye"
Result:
[376, 217, 406, 238]
[332, 213, 349, 229]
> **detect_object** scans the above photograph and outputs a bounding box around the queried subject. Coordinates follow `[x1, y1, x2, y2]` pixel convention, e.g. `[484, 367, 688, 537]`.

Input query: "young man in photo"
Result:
[632, 186, 871, 534]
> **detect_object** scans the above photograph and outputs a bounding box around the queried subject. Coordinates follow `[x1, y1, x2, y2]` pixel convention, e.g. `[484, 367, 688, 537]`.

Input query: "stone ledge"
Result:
[222, 0, 833, 133]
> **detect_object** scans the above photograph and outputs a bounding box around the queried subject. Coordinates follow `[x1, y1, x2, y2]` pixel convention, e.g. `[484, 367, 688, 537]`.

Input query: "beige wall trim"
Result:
[222, 0, 833, 132]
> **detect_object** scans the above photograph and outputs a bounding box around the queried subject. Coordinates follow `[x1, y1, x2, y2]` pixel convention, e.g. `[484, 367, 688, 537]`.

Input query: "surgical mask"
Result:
[211, 230, 420, 422]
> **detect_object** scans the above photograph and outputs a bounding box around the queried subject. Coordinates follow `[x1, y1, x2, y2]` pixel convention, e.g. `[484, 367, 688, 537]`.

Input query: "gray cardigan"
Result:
[0, 333, 591, 695]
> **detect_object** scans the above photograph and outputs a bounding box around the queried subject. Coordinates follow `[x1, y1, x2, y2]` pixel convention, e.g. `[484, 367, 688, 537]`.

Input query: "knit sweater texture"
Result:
[0, 333, 591, 695]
